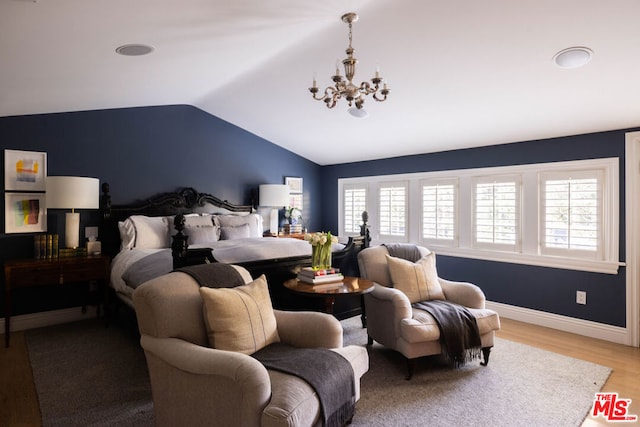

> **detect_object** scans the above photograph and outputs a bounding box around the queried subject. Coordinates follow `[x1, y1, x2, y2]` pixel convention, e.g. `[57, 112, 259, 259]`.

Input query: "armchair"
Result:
[358, 245, 500, 379]
[133, 265, 369, 427]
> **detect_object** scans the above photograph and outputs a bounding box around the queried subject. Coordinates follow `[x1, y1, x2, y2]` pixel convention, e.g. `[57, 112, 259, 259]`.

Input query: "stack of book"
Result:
[297, 267, 343, 285]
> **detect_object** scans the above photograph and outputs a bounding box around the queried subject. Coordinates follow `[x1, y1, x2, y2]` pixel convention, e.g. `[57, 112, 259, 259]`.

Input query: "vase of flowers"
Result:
[285, 206, 303, 234]
[305, 231, 337, 270]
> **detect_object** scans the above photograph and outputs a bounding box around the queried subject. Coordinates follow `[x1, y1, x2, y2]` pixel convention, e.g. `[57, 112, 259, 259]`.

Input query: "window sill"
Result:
[419, 246, 623, 275]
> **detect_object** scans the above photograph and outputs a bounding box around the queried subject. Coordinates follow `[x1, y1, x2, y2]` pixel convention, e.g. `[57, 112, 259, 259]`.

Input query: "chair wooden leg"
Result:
[480, 346, 492, 366]
[405, 358, 416, 380]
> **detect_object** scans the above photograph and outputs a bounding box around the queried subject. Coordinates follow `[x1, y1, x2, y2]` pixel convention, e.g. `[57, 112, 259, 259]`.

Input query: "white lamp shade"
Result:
[259, 184, 289, 207]
[47, 176, 100, 209]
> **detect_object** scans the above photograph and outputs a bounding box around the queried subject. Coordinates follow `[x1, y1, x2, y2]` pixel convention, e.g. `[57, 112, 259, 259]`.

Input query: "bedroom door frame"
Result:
[625, 131, 640, 347]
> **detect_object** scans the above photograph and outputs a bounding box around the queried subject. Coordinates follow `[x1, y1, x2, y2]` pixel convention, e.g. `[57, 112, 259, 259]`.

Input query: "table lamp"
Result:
[259, 184, 289, 234]
[46, 176, 100, 248]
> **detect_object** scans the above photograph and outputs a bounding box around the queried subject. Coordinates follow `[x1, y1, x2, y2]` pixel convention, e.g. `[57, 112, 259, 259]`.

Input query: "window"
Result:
[541, 171, 603, 259]
[421, 179, 457, 245]
[343, 184, 367, 235]
[379, 182, 407, 239]
[473, 176, 520, 251]
[338, 157, 618, 274]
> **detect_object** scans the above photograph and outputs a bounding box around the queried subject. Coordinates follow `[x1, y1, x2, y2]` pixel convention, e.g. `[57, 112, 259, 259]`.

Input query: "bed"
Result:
[100, 184, 369, 319]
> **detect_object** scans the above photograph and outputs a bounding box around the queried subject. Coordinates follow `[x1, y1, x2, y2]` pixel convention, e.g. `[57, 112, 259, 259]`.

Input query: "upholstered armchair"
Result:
[357, 245, 500, 379]
[133, 265, 369, 427]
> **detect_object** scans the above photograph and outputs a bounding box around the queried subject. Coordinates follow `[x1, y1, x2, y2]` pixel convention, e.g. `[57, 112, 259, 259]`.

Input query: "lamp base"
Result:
[269, 208, 279, 234]
[65, 212, 80, 249]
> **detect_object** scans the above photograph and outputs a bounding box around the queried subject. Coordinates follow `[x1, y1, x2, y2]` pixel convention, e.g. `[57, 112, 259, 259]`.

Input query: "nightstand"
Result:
[3, 255, 110, 347]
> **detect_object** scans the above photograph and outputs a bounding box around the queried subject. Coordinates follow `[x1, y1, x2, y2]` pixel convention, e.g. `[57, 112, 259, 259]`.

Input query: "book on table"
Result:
[297, 272, 343, 284]
[311, 281, 345, 291]
[297, 267, 340, 278]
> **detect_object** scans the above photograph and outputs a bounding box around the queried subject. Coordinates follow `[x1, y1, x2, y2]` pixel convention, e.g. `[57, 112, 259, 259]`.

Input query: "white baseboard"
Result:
[0, 307, 92, 335]
[487, 301, 631, 346]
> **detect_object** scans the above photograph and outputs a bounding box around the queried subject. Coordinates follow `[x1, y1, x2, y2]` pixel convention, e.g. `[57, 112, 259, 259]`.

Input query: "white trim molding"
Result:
[487, 301, 630, 345]
[625, 131, 640, 347]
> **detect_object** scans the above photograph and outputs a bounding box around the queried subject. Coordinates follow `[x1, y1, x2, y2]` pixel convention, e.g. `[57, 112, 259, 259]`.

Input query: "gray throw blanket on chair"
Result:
[252, 343, 355, 427]
[176, 263, 246, 288]
[412, 300, 482, 367]
[383, 243, 423, 262]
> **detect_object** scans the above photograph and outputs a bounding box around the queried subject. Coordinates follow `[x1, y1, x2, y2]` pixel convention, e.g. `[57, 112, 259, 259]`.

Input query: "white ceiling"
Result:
[2, 0, 640, 165]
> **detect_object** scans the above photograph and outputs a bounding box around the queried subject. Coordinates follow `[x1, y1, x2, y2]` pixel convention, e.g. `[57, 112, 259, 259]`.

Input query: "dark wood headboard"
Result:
[99, 183, 253, 258]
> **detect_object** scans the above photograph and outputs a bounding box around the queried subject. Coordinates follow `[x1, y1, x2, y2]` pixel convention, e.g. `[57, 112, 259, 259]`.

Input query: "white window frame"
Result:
[378, 181, 409, 242]
[539, 168, 609, 261]
[341, 183, 369, 237]
[420, 178, 459, 247]
[472, 174, 521, 253]
[338, 157, 620, 274]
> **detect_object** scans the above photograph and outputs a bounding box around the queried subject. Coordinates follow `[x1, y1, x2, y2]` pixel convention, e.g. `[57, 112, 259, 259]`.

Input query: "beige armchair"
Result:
[133, 265, 369, 427]
[358, 245, 500, 379]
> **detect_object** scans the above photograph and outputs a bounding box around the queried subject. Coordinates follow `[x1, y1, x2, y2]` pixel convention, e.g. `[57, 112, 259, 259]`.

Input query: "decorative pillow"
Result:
[387, 252, 445, 303]
[182, 214, 220, 244]
[214, 214, 263, 238]
[123, 215, 170, 249]
[200, 275, 280, 355]
[186, 224, 220, 244]
[220, 223, 251, 240]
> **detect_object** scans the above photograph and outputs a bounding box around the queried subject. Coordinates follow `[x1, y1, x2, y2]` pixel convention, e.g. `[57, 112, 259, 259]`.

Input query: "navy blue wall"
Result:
[0, 105, 321, 316]
[320, 129, 631, 327]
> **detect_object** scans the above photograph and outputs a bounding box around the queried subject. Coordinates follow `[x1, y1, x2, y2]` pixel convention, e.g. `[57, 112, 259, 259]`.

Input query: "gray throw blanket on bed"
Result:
[252, 343, 355, 427]
[412, 300, 482, 367]
[176, 263, 246, 288]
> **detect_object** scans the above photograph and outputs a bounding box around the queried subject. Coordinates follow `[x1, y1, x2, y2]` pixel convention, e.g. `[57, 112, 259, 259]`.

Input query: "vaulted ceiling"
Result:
[2, 0, 640, 165]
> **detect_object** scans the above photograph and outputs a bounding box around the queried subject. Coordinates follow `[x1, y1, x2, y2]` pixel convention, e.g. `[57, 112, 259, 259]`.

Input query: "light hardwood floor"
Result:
[1, 318, 639, 426]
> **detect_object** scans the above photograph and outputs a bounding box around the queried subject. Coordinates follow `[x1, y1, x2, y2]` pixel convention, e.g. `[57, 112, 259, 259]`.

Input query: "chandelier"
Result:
[309, 12, 389, 112]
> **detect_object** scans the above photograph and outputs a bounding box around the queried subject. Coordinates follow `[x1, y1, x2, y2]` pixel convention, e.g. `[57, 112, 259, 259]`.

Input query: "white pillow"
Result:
[214, 214, 263, 238]
[118, 219, 136, 250]
[127, 215, 170, 249]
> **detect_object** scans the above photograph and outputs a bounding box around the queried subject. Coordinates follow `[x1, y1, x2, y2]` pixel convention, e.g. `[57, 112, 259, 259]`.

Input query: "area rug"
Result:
[26, 317, 611, 427]
[25, 319, 153, 426]
[342, 316, 612, 427]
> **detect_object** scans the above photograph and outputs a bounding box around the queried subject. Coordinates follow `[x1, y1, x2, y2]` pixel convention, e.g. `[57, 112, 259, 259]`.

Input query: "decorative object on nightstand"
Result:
[259, 184, 289, 234]
[46, 176, 100, 248]
[284, 206, 303, 234]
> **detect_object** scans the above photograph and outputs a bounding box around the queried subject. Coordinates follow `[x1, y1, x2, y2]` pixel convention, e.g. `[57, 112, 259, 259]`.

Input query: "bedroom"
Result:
[1, 1, 640, 425]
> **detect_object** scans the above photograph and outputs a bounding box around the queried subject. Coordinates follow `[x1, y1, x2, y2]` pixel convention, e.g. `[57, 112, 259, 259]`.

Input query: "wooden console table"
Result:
[3, 255, 110, 347]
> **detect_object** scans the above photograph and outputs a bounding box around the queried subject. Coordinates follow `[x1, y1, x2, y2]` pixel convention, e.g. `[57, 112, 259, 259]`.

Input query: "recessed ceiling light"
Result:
[115, 44, 154, 56]
[553, 47, 593, 69]
[348, 107, 369, 118]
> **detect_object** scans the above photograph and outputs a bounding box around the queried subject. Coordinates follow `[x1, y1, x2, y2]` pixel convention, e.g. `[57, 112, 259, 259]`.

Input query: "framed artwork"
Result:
[4, 149, 47, 191]
[285, 176, 303, 194]
[5, 192, 47, 233]
[289, 193, 303, 210]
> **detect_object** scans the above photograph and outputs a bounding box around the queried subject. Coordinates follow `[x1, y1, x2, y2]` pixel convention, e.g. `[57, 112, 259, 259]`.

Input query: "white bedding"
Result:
[110, 237, 345, 298]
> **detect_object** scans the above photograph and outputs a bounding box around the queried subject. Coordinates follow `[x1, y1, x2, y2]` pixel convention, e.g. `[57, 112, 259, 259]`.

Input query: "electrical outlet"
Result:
[576, 291, 587, 305]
